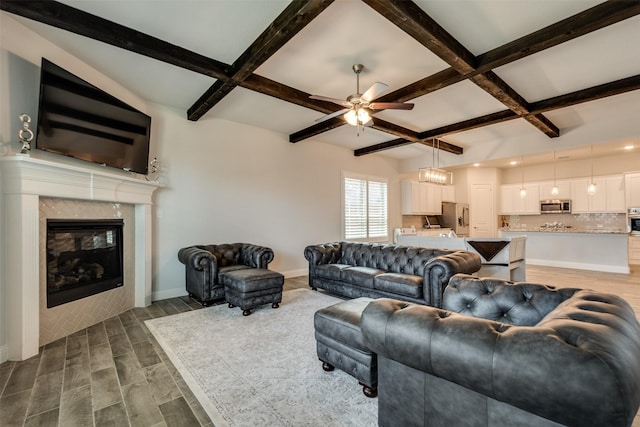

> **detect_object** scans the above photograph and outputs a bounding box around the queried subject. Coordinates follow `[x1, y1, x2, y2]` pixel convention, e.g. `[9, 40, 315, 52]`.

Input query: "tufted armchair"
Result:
[177, 243, 274, 306]
[304, 242, 481, 308]
[361, 274, 640, 427]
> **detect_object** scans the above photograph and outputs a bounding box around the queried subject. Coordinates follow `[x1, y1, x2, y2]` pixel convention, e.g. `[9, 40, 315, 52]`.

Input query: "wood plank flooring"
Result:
[1, 268, 639, 427]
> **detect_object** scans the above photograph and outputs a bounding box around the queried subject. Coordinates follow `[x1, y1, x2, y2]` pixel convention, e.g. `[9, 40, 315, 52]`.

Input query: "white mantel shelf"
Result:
[0, 155, 161, 361]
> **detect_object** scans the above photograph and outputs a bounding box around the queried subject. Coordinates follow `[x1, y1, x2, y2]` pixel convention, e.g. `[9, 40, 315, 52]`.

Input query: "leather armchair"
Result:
[177, 243, 274, 306]
[362, 274, 640, 427]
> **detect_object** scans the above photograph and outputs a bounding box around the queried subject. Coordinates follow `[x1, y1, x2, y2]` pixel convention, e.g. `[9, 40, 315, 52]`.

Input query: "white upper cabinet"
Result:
[441, 185, 456, 203]
[570, 175, 624, 213]
[626, 173, 640, 208]
[401, 180, 443, 215]
[539, 180, 571, 200]
[499, 183, 540, 215]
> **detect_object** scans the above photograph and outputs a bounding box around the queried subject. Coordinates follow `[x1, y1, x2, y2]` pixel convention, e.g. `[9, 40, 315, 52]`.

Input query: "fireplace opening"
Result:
[46, 219, 124, 308]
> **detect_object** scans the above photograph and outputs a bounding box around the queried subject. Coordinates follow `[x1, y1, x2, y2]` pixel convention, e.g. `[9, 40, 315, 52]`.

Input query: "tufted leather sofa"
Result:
[178, 243, 275, 306]
[304, 242, 481, 308]
[361, 274, 640, 427]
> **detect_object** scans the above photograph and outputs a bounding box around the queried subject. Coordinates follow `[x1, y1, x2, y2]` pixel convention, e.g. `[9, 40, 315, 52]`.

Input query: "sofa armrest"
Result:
[423, 251, 481, 307]
[362, 297, 640, 427]
[240, 244, 274, 269]
[177, 245, 219, 286]
[304, 242, 342, 266]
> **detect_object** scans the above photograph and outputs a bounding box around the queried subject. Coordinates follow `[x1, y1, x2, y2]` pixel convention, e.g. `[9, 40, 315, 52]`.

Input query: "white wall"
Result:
[149, 103, 402, 300]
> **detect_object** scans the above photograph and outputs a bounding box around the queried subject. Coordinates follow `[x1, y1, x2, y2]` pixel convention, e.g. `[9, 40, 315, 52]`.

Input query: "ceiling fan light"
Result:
[344, 110, 358, 126]
[357, 109, 370, 123]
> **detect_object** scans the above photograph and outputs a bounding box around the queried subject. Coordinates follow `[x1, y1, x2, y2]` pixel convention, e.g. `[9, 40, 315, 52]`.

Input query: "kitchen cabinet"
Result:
[626, 173, 640, 208]
[629, 236, 640, 265]
[401, 180, 442, 215]
[571, 175, 625, 213]
[441, 185, 455, 202]
[499, 184, 540, 215]
[539, 180, 571, 200]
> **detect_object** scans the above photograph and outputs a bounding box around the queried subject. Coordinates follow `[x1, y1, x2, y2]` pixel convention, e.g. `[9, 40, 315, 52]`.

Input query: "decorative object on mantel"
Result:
[145, 157, 159, 182]
[419, 138, 452, 185]
[17, 114, 34, 153]
[587, 144, 597, 196]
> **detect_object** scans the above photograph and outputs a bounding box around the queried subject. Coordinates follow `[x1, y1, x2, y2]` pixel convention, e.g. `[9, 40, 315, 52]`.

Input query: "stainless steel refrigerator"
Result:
[440, 202, 470, 236]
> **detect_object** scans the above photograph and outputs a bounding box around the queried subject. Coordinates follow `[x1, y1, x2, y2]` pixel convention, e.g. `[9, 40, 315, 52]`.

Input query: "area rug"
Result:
[145, 289, 377, 426]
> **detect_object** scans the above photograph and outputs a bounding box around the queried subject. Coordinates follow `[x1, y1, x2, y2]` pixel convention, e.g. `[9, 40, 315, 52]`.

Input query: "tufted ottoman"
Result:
[314, 297, 377, 397]
[221, 268, 284, 316]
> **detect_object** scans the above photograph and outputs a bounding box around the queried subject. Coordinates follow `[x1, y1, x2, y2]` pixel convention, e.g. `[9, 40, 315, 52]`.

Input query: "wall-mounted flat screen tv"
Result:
[36, 58, 151, 175]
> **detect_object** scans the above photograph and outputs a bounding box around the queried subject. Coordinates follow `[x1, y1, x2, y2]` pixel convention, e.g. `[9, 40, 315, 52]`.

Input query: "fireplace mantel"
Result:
[0, 155, 160, 360]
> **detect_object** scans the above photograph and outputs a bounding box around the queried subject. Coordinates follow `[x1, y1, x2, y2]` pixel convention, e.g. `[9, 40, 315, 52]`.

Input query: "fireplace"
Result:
[1, 155, 160, 361]
[46, 219, 124, 308]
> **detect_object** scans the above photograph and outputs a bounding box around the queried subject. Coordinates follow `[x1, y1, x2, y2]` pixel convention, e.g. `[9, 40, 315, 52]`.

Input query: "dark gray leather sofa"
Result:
[361, 274, 640, 427]
[304, 242, 481, 308]
[177, 243, 275, 306]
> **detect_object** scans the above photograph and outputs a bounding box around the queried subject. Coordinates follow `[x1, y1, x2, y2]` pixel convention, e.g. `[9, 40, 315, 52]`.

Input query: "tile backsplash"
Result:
[505, 213, 627, 231]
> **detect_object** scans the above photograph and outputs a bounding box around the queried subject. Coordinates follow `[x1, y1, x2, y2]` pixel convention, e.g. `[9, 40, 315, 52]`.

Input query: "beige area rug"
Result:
[145, 289, 378, 426]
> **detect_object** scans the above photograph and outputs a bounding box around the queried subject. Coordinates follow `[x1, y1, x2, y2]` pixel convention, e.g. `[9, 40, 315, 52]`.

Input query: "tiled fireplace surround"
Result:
[1, 155, 160, 361]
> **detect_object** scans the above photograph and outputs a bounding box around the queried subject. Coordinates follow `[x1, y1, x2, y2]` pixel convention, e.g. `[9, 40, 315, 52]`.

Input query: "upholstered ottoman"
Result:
[314, 297, 377, 397]
[221, 268, 284, 316]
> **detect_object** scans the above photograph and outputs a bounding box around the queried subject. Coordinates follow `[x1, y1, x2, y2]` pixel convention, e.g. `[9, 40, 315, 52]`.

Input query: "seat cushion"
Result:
[374, 273, 423, 298]
[220, 268, 284, 293]
[315, 263, 352, 281]
[314, 297, 374, 353]
[340, 266, 386, 289]
[218, 265, 251, 275]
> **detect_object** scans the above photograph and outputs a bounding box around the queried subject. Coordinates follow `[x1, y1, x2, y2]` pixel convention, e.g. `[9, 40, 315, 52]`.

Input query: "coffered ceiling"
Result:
[2, 0, 639, 164]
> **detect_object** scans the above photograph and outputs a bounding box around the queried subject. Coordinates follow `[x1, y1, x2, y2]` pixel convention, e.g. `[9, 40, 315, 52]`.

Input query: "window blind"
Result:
[344, 175, 388, 240]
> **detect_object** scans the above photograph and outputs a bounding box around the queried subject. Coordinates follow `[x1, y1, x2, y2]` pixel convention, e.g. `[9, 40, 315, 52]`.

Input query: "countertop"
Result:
[500, 227, 629, 235]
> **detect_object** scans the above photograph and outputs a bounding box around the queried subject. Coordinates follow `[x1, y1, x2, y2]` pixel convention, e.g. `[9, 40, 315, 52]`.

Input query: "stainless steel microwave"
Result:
[540, 200, 571, 214]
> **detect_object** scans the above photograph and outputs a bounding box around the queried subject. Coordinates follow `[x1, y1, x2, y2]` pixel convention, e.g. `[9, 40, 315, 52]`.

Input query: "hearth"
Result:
[46, 219, 124, 308]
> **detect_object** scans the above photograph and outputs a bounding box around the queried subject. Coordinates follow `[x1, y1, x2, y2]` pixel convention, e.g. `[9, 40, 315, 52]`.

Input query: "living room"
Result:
[1, 1, 640, 426]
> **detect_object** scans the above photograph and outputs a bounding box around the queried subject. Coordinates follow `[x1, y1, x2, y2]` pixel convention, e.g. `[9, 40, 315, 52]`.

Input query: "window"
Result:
[343, 172, 388, 241]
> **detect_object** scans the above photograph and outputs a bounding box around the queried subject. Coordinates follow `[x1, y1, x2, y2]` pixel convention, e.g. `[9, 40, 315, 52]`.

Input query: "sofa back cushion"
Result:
[340, 242, 456, 277]
[444, 275, 578, 326]
[198, 243, 242, 267]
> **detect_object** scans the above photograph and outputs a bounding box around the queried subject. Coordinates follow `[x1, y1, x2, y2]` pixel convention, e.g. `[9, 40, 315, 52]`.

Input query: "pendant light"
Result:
[519, 156, 527, 198]
[587, 145, 597, 195]
[418, 138, 451, 185]
[551, 151, 559, 197]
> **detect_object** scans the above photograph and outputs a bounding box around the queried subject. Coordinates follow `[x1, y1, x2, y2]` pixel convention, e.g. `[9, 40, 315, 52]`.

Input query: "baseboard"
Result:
[282, 268, 307, 279]
[0, 344, 8, 363]
[152, 287, 187, 302]
[527, 258, 630, 274]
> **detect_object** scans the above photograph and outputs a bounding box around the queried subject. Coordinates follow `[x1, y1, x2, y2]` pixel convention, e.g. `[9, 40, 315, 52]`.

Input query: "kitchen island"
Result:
[499, 229, 629, 274]
[396, 235, 526, 280]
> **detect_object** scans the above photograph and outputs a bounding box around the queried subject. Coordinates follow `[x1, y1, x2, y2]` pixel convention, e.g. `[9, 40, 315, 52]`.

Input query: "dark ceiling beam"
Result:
[529, 74, 640, 114]
[187, 0, 334, 120]
[0, 0, 230, 79]
[361, 0, 559, 138]
[475, 0, 640, 73]
[355, 135, 467, 157]
[356, 75, 640, 156]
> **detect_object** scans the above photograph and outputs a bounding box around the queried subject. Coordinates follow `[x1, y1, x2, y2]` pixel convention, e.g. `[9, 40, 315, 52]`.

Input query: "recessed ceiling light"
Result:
[473, 163, 480, 167]
[510, 161, 517, 166]
[624, 145, 635, 150]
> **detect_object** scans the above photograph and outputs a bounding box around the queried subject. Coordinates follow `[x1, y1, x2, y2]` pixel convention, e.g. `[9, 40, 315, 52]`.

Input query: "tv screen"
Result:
[36, 58, 151, 174]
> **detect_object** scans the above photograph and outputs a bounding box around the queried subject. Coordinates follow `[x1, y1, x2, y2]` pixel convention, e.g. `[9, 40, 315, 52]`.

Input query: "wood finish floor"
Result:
[1, 268, 639, 427]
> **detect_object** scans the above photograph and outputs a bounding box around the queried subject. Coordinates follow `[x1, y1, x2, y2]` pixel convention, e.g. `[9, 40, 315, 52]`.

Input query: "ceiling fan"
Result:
[310, 64, 414, 129]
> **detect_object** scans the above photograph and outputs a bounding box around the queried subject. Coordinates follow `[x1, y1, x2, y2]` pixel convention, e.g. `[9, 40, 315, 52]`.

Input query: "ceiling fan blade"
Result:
[315, 108, 350, 123]
[368, 102, 414, 111]
[361, 82, 388, 102]
[309, 95, 353, 108]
